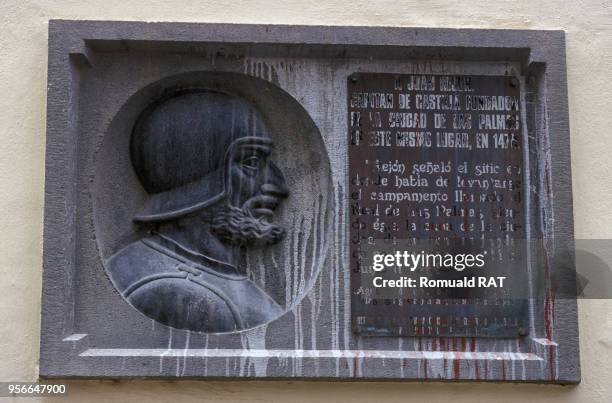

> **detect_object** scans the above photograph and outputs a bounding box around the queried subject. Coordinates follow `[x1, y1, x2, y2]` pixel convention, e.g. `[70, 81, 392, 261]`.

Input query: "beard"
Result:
[210, 204, 285, 247]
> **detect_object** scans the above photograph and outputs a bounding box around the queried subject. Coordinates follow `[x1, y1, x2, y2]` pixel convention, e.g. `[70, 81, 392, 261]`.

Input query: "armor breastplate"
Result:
[107, 236, 283, 332]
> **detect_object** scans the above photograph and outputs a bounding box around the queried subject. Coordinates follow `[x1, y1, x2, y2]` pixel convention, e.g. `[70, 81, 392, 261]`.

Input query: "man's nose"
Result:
[261, 162, 289, 198]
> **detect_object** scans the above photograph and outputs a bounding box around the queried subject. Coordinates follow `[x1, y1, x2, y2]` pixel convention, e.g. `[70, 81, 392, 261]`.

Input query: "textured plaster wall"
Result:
[0, 0, 611, 402]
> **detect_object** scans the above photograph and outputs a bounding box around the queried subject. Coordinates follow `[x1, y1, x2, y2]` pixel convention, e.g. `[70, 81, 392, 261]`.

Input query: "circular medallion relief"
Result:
[93, 71, 332, 333]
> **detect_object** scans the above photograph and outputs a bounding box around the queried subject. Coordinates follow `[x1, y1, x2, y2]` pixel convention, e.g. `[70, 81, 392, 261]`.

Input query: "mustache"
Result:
[210, 204, 285, 246]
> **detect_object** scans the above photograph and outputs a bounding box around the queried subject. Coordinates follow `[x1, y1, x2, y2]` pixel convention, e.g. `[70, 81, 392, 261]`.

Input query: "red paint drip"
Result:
[453, 337, 464, 379]
[544, 292, 551, 340]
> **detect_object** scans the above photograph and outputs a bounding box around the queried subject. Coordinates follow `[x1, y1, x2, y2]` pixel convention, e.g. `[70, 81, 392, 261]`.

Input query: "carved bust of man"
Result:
[107, 89, 289, 333]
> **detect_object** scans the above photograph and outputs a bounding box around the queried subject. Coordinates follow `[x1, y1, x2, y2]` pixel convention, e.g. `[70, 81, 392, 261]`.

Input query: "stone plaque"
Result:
[348, 73, 528, 337]
[40, 21, 579, 383]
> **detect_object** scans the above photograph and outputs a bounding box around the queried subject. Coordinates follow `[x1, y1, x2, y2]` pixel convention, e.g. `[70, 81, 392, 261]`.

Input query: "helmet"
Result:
[130, 89, 270, 222]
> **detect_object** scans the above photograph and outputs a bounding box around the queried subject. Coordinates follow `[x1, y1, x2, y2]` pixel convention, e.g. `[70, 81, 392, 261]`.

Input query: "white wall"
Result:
[0, 0, 611, 401]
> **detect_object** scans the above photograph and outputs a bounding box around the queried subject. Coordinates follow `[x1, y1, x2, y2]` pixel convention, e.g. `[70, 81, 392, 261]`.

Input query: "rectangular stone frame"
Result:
[40, 20, 578, 383]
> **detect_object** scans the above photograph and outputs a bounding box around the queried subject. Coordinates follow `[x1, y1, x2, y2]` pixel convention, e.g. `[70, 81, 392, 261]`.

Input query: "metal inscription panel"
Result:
[349, 73, 528, 337]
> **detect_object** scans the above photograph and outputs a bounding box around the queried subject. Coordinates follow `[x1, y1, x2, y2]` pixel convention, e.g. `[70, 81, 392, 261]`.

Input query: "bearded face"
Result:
[210, 204, 285, 246]
[210, 138, 289, 247]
